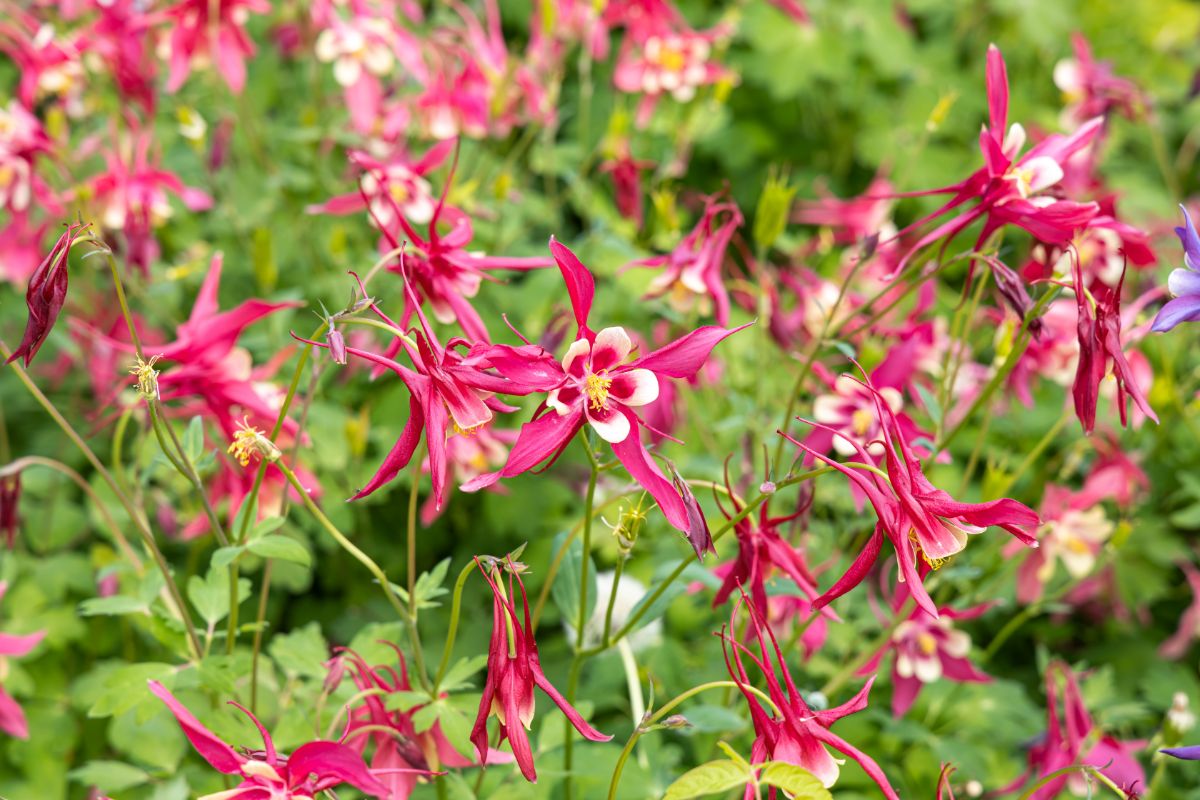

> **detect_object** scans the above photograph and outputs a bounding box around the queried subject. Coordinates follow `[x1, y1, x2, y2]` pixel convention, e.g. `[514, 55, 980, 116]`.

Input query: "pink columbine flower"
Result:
[0, 212, 49, 287]
[362, 151, 553, 341]
[148, 680, 404, 798]
[600, 147, 654, 229]
[613, 27, 731, 126]
[78, 0, 159, 112]
[464, 239, 748, 547]
[420, 424, 515, 524]
[887, 45, 1102, 274]
[81, 129, 213, 271]
[331, 644, 490, 797]
[314, 13, 415, 134]
[997, 662, 1144, 799]
[162, 0, 271, 94]
[0, 13, 87, 111]
[860, 586, 992, 717]
[0, 581, 45, 739]
[631, 193, 743, 326]
[296, 270, 532, 511]
[1054, 33, 1145, 129]
[1010, 485, 1114, 604]
[784, 371, 1039, 617]
[6, 222, 86, 367]
[721, 593, 900, 797]
[0, 99, 56, 217]
[472, 559, 611, 782]
[307, 142, 453, 229]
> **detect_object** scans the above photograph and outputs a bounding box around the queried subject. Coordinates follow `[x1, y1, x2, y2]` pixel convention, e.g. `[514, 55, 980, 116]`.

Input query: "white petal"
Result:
[915, 654, 943, 683]
[587, 408, 631, 443]
[611, 368, 660, 407]
[592, 327, 633, 366]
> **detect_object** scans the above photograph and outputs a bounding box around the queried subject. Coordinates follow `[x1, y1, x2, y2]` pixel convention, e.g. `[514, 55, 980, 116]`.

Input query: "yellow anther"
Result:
[585, 372, 613, 411]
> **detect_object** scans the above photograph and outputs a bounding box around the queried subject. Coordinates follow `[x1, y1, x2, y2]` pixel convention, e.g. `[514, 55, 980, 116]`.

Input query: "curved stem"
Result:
[607, 681, 781, 800]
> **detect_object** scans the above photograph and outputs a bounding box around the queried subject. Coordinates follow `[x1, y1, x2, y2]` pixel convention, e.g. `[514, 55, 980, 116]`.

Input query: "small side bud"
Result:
[327, 328, 347, 365]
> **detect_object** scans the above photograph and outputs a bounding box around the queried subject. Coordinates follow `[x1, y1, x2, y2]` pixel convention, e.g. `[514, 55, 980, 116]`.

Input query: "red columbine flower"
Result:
[998, 662, 1144, 799]
[710, 467, 824, 616]
[1054, 33, 1146, 129]
[721, 593, 900, 797]
[465, 239, 748, 546]
[859, 585, 992, 717]
[0, 581, 45, 739]
[148, 680, 404, 798]
[471, 558, 611, 782]
[888, 45, 1102, 274]
[1071, 260, 1157, 435]
[0, 473, 18, 549]
[7, 222, 86, 367]
[162, 0, 270, 94]
[783, 370, 1039, 617]
[600, 146, 654, 229]
[296, 271, 532, 511]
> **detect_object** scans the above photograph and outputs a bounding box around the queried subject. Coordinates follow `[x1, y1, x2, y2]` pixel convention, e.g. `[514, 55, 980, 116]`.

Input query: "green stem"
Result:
[2, 342, 202, 660]
[249, 559, 273, 713]
[606, 681, 782, 800]
[403, 460, 431, 691]
[147, 402, 229, 547]
[433, 561, 478, 693]
[601, 557, 626, 647]
[564, 449, 600, 800]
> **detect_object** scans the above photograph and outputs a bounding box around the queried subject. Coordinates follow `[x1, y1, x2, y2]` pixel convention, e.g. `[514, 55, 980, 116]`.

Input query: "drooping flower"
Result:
[330, 643, 492, 798]
[471, 558, 611, 782]
[721, 592, 900, 797]
[859, 584, 992, 717]
[0, 581, 45, 739]
[600, 147, 654, 229]
[631, 193, 743, 326]
[887, 45, 1102, 274]
[1, 472, 19, 548]
[148, 680, 402, 798]
[162, 0, 271, 94]
[1054, 33, 1145, 129]
[1150, 206, 1200, 333]
[6, 222, 86, 367]
[998, 662, 1144, 799]
[783, 370, 1039, 617]
[307, 142, 453, 228]
[296, 270, 534, 511]
[464, 239, 748, 545]
[1071, 258, 1157, 435]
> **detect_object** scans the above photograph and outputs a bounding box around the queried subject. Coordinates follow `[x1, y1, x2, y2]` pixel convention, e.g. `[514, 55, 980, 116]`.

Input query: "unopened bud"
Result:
[759, 480, 777, 495]
[660, 714, 691, 729]
[327, 328, 347, 365]
[965, 780, 983, 797]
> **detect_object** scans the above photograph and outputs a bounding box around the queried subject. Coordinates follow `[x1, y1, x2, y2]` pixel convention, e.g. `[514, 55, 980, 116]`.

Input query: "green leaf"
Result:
[211, 545, 246, 569]
[439, 654, 489, 692]
[269, 622, 329, 679]
[188, 566, 251, 628]
[78, 595, 147, 617]
[913, 382, 944, 426]
[69, 761, 150, 792]
[247, 535, 311, 567]
[384, 690, 431, 713]
[87, 663, 175, 718]
[663, 759, 749, 800]
[248, 516, 286, 540]
[758, 763, 832, 799]
[551, 531, 597, 629]
[182, 416, 205, 463]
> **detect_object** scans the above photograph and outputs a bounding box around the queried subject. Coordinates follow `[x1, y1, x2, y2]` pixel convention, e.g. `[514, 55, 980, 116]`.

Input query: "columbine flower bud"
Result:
[759, 480, 777, 495]
[1166, 692, 1196, 745]
[327, 328, 347, 365]
[1, 472, 20, 549]
[129, 355, 162, 400]
[228, 419, 281, 467]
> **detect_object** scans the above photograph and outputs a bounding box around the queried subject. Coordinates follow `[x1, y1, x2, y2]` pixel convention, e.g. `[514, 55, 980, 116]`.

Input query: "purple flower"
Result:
[1151, 206, 1200, 333]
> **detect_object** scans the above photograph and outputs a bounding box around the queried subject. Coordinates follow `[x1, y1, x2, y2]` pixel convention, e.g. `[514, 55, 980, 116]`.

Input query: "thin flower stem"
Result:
[606, 681, 782, 800]
[147, 402, 230, 547]
[1, 340, 203, 660]
[820, 598, 914, 697]
[403, 459, 431, 691]
[563, 448, 600, 800]
[1016, 765, 1127, 800]
[89, 240, 145, 358]
[433, 560, 478, 693]
[0, 456, 143, 573]
[249, 559, 273, 713]
[274, 460, 415, 658]
[339, 317, 419, 351]
[601, 557, 626, 647]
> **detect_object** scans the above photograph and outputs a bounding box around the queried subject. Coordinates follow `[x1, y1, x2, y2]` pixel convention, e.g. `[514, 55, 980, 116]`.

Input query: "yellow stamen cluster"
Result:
[909, 529, 950, 570]
[228, 419, 280, 467]
[916, 632, 939, 656]
[585, 372, 613, 411]
[129, 355, 162, 400]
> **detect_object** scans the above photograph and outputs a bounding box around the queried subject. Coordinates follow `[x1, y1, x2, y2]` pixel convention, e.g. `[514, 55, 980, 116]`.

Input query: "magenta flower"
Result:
[162, 0, 270, 94]
[632, 193, 743, 326]
[307, 142, 453, 228]
[600, 147, 654, 229]
[465, 239, 748, 543]
[859, 586, 992, 717]
[296, 271, 533, 511]
[0, 11, 87, 109]
[888, 45, 1102, 274]
[471, 559, 611, 782]
[997, 662, 1144, 799]
[149, 680, 401, 798]
[784, 371, 1039, 617]
[1010, 485, 1113, 605]
[0, 473, 17, 549]
[0, 100, 57, 218]
[1054, 33, 1145, 129]
[81, 129, 213, 271]
[0, 581, 45, 739]
[1071, 259, 1157, 434]
[1151, 206, 1200, 333]
[0, 212, 50, 287]
[79, 0, 159, 112]
[721, 594, 899, 797]
[613, 27, 731, 126]
[6, 222, 86, 368]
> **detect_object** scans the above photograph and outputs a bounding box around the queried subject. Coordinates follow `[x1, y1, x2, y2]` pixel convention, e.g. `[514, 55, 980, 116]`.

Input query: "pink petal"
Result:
[549, 237, 594, 335]
[609, 412, 688, 531]
[0, 687, 29, 739]
[350, 395, 425, 501]
[288, 740, 393, 797]
[0, 629, 44, 657]
[631, 323, 751, 379]
[147, 680, 244, 774]
[986, 44, 1009, 137]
